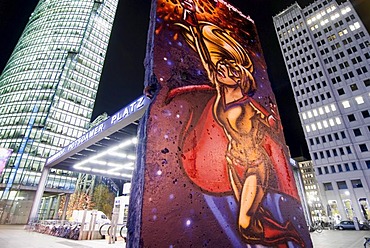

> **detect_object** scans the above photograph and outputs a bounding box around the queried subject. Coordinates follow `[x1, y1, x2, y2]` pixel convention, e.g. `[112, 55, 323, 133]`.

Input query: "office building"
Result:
[295, 157, 325, 224]
[0, 0, 119, 224]
[274, 0, 370, 222]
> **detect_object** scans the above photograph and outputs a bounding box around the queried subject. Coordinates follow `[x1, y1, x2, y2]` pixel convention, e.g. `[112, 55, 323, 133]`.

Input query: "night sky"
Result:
[0, 0, 369, 159]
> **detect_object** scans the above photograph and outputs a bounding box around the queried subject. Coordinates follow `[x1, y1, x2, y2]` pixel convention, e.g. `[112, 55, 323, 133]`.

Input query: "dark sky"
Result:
[0, 0, 369, 158]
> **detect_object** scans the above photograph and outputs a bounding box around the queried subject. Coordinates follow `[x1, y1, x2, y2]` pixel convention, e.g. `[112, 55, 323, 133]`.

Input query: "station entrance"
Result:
[27, 95, 150, 240]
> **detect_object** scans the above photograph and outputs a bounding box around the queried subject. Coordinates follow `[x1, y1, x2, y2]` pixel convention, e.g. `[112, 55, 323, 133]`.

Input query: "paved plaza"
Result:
[0, 225, 369, 247]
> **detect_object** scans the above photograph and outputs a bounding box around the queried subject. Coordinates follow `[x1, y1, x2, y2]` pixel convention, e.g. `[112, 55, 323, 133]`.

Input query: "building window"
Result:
[337, 164, 343, 172]
[339, 147, 345, 155]
[314, 152, 318, 160]
[324, 182, 333, 191]
[346, 146, 352, 154]
[366, 160, 370, 169]
[337, 181, 348, 189]
[320, 151, 325, 159]
[352, 162, 358, 170]
[318, 167, 323, 175]
[326, 150, 331, 157]
[350, 84, 358, 91]
[330, 165, 336, 173]
[351, 179, 363, 188]
[364, 79, 370, 87]
[348, 114, 356, 122]
[362, 110, 370, 118]
[359, 144, 368, 152]
[324, 166, 329, 174]
[332, 149, 338, 156]
[337, 88, 345, 95]
[344, 163, 350, 171]
[353, 128, 362, 136]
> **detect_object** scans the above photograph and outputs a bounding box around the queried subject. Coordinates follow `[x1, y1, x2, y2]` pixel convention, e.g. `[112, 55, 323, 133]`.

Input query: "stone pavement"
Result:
[1, 225, 370, 247]
[310, 229, 370, 248]
[0, 225, 125, 248]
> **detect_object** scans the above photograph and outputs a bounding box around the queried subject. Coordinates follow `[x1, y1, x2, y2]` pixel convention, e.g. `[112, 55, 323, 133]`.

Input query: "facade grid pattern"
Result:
[0, 0, 119, 224]
[274, 0, 370, 222]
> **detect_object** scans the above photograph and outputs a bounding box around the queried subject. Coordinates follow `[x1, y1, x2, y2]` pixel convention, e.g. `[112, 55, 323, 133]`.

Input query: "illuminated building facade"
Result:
[274, 0, 370, 222]
[0, 0, 118, 224]
[296, 158, 325, 223]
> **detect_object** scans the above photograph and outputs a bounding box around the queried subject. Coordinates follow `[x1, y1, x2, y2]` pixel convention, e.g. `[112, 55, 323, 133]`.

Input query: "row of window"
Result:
[313, 146, 351, 160]
[309, 130, 346, 145]
[304, 1, 336, 18]
[313, 143, 369, 160]
[299, 81, 368, 111]
[0, 168, 77, 191]
[319, 162, 360, 176]
[323, 178, 363, 191]
[313, 143, 369, 161]
[298, 91, 332, 109]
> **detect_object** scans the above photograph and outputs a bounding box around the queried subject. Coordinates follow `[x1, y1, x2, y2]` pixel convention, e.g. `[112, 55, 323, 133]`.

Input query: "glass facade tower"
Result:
[0, 0, 119, 224]
[274, 0, 370, 222]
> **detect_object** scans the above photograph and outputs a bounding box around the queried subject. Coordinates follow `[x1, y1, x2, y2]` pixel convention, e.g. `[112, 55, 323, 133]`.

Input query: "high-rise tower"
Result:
[0, 0, 118, 224]
[274, 0, 370, 222]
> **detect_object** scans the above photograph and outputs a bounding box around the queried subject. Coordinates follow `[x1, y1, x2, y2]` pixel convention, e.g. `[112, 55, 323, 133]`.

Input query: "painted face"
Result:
[216, 59, 241, 86]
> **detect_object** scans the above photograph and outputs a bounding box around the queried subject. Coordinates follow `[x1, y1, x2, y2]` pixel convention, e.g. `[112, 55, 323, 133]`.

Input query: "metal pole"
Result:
[61, 194, 70, 221]
[53, 194, 61, 219]
[28, 167, 50, 223]
[45, 196, 54, 220]
[78, 209, 88, 240]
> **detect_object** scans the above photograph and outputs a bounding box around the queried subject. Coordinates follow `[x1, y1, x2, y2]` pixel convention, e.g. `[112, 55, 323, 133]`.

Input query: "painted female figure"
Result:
[174, 0, 305, 246]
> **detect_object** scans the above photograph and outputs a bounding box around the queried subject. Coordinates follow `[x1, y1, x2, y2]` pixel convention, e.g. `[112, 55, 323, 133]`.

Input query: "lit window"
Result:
[323, 120, 329, 128]
[319, 107, 324, 115]
[311, 123, 317, 131]
[330, 13, 340, 21]
[320, 19, 329, 26]
[355, 96, 364, 104]
[330, 104, 336, 111]
[307, 111, 313, 118]
[325, 106, 330, 113]
[349, 22, 360, 31]
[317, 122, 323, 129]
[341, 7, 351, 15]
[338, 29, 348, 36]
[335, 117, 341, 125]
[329, 119, 335, 126]
[306, 125, 311, 132]
[342, 100, 350, 108]
[313, 109, 318, 116]
[302, 112, 307, 120]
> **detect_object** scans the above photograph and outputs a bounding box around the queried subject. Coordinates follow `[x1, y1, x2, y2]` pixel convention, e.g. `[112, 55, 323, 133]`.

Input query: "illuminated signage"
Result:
[46, 95, 149, 165]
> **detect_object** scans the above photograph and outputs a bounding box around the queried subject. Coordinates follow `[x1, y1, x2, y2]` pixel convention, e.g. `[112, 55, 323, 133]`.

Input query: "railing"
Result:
[99, 223, 127, 239]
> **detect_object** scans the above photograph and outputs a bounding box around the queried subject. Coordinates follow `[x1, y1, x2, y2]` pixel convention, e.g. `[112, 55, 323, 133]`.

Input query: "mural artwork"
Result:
[129, 0, 313, 247]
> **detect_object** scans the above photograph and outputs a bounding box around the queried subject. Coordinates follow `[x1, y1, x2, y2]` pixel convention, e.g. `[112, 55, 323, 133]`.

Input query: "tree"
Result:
[91, 184, 115, 219]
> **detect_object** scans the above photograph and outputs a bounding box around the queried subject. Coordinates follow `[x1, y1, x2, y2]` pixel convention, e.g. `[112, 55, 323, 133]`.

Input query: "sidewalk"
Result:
[0, 225, 369, 247]
[310, 229, 370, 248]
[0, 225, 125, 248]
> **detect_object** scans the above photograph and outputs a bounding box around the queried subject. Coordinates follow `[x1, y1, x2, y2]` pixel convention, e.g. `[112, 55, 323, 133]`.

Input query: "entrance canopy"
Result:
[45, 95, 150, 180]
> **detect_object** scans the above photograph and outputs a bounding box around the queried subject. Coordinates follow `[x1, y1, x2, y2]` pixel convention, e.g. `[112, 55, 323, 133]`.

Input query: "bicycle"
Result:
[364, 237, 370, 248]
[309, 222, 323, 233]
